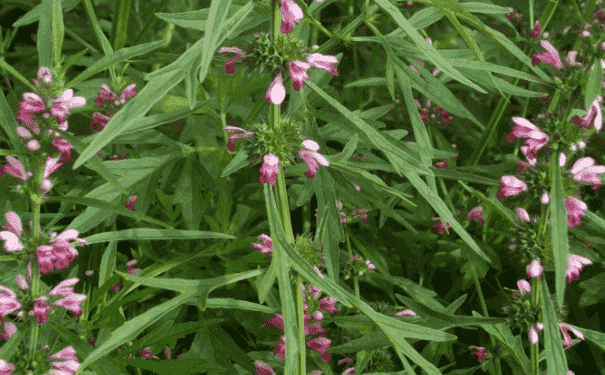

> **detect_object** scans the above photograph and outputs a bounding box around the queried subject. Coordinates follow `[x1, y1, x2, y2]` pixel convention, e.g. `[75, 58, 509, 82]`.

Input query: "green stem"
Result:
[28, 158, 45, 363]
[345, 233, 360, 300]
[271, 2, 300, 373]
[530, 277, 540, 375]
[471, 263, 502, 375]
[296, 275, 306, 375]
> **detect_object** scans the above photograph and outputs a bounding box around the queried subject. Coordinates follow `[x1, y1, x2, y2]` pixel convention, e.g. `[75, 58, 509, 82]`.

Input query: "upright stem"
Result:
[530, 277, 540, 375]
[345, 233, 360, 300]
[271, 1, 302, 374]
[28, 158, 45, 363]
[471, 263, 502, 375]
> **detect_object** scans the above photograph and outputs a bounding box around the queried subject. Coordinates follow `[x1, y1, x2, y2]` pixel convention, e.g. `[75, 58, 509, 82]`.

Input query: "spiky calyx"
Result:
[249, 32, 309, 75]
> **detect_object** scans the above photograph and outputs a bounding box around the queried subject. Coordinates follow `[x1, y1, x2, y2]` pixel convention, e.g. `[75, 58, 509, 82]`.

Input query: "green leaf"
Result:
[198, 0, 233, 84]
[396, 294, 502, 328]
[263, 184, 300, 373]
[374, 0, 486, 94]
[38, 0, 54, 68]
[549, 153, 567, 309]
[73, 69, 184, 169]
[51, 0, 65, 64]
[78, 292, 193, 372]
[116, 359, 224, 374]
[579, 325, 605, 352]
[45, 196, 172, 229]
[585, 60, 604, 108]
[12, 0, 80, 27]
[256, 258, 277, 304]
[385, 57, 396, 100]
[578, 273, 605, 306]
[55, 130, 127, 194]
[0, 59, 37, 92]
[97, 240, 117, 291]
[540, 277, 568, 375]
[66, 40, 165, 89]
[83, 228, 234, 245]
[0, 80, 26, 152]
[305, 80, 432, 176]
[174, 156, 202, 230]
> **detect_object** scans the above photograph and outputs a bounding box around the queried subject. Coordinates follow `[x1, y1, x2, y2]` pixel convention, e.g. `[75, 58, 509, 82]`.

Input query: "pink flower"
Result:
[319, 296, 338, 316]
[432, 218, 450, 234]
[0, 359, 15, 375]
[127, 259, 141, 275]
[94, 84, 116, 106]
[36, 229, 87, 274]
[264, 314, 284, 329]
[41, 156, 62, 191]
[254, 360, 276, 375]
[224, 126, 254, 152]
[119, 83, 137, 104]
[37, 67, 53, 84]
[559, 323, 584, 348]
[280, 0, 304, 34]
[139, 346, 159, 359]
[497, 176, 528, 199]
[569, 157, 605, 189]
[51, 89, 86, 125]
[0, 286, 22, 324]
[0, 321, 17, 340]
[527, 259, 543, 278]
[394, 309, 416, 317]
[531, 21, 542, 39]
[351, 209, 368, 224]
[516, 207, 530, 222]
[125, 195, 137, 210]
[289, 61, 311, 91]
[49, 346, 80, 375]
[1, 156, 32, 182]
[0, 211, 25, 252]
[306, 53, 339, 76]
[29, 296, 51, 323]
[565, 196, 588, 227]
[48, 278, 79, 297]
[91, 111, 110, 131]
[467, 206, 484, 225]
[16, 126, 41, 151]
[508, 117, 549, 163]
[342, 368, 355, 375]
[299, 140, 329, 178]
[529, 325, 539, 344]
[52, 135, 74, 162]
[259, 153, 280, 185]
[307, 337, 331, 362]
[566, 51, 583, 67]
[274, 336, 286, 360]
[16, 92, 45, 132]
[566, 254, 592, 282]
[252, 234, 273, 254]
[265, 74, 286, 105]
[517, 279, 531, 296]
[469, 346, 489, 363]
[218, 47, 246, 75]
[532, 39, 563, 69]
[435, 160, 448, 169]
[572, 98, 602, 132]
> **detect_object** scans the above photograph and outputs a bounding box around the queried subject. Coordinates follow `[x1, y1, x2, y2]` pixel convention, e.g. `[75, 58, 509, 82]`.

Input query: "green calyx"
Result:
[248, 116, 304, 165]
[250, 32, 308, 74]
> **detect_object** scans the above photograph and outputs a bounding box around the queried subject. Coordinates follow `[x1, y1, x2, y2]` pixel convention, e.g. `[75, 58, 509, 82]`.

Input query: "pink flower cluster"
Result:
[529, 321, 585, 348]
[265, 293, 338, 363]
[219, 47, 339, 105]
[0, 211, 87, 274]
[524, 253, 592, 282]
[91, 83, 137, 131]
[15, 67, 85, 160]
[258, 139, 330, 185]
[0, 155, 62, 193]
[0, 274, 86, 325]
